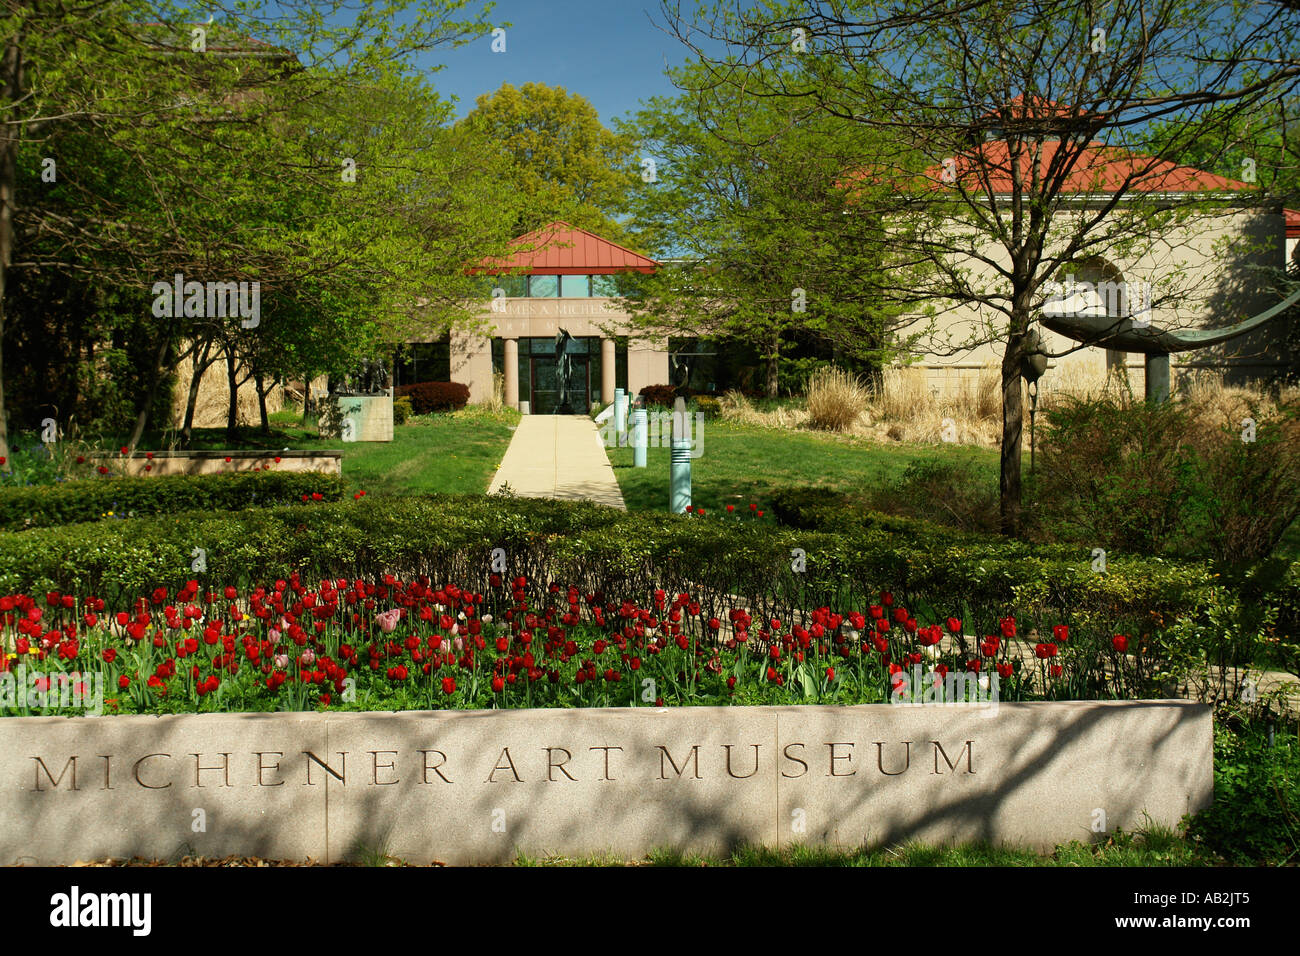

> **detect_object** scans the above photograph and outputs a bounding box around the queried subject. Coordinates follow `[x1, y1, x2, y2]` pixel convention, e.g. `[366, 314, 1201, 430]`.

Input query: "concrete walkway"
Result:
[488, 415, 626, 510]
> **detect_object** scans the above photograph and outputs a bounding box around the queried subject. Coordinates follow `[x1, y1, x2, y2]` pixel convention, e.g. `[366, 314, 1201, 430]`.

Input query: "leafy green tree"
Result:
[618, 59, 922, 397]
[0, 0, 506, 459]
[459, 81, 640, 238]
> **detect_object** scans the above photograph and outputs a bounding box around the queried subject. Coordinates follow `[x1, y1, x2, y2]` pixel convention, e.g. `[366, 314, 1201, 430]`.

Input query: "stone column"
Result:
[504, 338, 519, 409]
[601, 337, 616, 405]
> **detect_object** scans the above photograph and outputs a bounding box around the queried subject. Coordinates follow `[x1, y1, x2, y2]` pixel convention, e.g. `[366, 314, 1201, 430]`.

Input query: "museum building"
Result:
[398, 222, 668, 414]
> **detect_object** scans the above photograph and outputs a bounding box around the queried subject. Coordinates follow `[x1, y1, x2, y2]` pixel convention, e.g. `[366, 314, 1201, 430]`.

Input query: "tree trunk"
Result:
[225, 344, 240, 442]
[255, 368, 269, 434]
[0, 32, 19, 464]
[127, 334, 172, 450]
[180, 337, 214, 447]
[765, 347, 779, 398]
[999, 321, 1028, 536]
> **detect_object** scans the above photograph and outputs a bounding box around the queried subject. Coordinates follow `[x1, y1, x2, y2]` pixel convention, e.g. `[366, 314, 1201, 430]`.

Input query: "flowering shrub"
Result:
[394, 381, 470, 414]
[0, 472, 346, 531]
[0, 576, 1156, 716]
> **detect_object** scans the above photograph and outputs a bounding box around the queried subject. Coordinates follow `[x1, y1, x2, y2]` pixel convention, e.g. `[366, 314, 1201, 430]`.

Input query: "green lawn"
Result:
[135, 407, 519, 497]
[509, 826, 1209, 866]
[605, 418, 999, 514]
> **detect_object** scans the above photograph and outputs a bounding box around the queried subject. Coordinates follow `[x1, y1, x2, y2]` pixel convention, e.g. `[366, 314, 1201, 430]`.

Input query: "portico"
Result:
[455, 222, 668, 413]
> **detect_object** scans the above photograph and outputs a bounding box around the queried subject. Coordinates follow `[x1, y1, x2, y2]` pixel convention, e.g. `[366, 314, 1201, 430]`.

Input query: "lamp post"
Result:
[631, 399, 647, 468]
[670, 397, 692, 513]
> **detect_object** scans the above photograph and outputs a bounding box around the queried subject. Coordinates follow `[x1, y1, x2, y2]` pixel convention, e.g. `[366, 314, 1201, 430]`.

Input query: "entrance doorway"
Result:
[530, 352, 591, 414]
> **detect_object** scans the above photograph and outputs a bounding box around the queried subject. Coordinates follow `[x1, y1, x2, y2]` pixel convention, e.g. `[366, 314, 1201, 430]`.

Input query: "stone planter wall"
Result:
[107, 450, 343, 477]
[0, 700, 1211, 865]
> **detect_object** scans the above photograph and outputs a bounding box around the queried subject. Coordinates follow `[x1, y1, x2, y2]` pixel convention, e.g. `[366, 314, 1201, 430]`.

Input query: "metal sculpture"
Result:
[1035, 285, 1300, 402]
[554, 328, 576, 414]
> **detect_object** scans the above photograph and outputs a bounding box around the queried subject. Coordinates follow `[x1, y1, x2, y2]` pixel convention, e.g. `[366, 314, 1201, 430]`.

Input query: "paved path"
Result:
[488, 415, 625, 510]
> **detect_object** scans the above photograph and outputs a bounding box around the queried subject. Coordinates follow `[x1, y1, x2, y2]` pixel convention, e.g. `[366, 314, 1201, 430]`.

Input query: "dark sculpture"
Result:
[1036, 286, 1300, 402]
[339, 358, 391, 396]
[670, 352, 693, 391]
[554, 328, 575, 414]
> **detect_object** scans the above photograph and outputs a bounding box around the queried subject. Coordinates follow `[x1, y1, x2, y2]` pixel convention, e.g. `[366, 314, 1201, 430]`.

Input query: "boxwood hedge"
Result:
[0, 472, 345, 531]
[2, 493, 1294, 652]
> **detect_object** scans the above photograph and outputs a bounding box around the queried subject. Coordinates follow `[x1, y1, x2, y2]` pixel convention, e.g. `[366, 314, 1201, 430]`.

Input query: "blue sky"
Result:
[419, 0, 692, 125]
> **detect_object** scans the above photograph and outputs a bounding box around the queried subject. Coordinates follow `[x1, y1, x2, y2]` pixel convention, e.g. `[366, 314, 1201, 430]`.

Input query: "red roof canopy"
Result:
[474, 222, 658, 275]
[925, 139, 1251, 194]
[1286, 208, 1300, 238]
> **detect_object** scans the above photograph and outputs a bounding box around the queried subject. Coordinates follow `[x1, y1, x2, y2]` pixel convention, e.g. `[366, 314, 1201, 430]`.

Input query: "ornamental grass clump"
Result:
[805, 366, 867, 432]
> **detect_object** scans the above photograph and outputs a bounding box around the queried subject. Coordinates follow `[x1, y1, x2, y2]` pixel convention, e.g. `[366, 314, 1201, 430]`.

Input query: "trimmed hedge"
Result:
[2, 493, 1294, 646]
[768, 485, 1300, 645]
[0, 472, 345, 531]
[395, 381, 470, 414]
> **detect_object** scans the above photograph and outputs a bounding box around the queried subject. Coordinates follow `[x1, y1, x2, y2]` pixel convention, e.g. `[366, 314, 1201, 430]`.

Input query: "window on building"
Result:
[668, 337, 720, 393]
[490, 274, 528, 298]
[560, 274, 591, 297]
[528, 274, 559, 297]
[393, 338, 451, 386]
[591, 274, 621, 297]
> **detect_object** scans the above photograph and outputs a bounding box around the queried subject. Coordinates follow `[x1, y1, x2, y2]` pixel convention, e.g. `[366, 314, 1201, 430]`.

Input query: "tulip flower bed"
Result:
[2, 495, 1295, 701]
[1, 568, 1174, 717]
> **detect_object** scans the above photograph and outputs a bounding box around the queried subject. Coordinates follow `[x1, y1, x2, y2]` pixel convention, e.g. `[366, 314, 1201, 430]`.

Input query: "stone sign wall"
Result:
[336, 391, 393, 443]
[0, 701, 1211, 865]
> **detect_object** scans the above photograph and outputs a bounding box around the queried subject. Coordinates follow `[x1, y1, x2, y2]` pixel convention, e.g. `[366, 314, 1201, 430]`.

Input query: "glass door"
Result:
[527, 348, 590, 416]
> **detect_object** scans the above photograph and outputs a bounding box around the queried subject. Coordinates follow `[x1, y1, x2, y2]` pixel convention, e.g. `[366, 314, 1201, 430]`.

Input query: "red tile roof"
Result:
[1287, 208, 1300, 237]
[926, 139, 1251, 193]
[474, 222, 657, 275]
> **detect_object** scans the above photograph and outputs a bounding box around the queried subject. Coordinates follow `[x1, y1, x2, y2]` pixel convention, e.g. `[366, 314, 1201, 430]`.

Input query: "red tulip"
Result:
[1112, 634, 1129, 653]
[946, 617, 962, 634]
[1053, 625, 1069, 643]
[441, 677, 456, 695]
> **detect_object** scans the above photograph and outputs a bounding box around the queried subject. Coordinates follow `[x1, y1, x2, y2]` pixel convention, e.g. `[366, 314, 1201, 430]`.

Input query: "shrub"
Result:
[805, 366, 865, 432]
[639, 384, 678, 408]
[693, 395, 722, 419]
[1184, 719, 1300, 865]
[873, 459, 1001, 533]
[1031, 392, 1300, 562]
[392, 396, 413, 426]
[0, 472, 345, 531]
[395, 381, 470, 414]
[1181, 397, 1300, 564]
